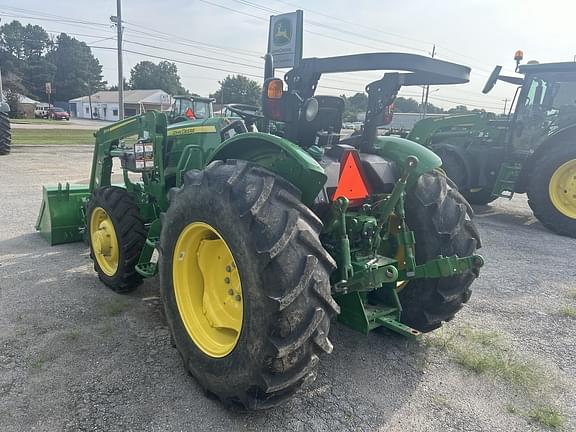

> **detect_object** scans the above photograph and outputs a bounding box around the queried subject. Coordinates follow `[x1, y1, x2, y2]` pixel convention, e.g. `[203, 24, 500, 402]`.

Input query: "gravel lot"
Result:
[1, 145, 574, 432]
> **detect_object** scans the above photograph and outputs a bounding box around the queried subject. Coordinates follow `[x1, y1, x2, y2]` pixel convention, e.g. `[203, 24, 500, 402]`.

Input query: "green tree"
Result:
[0, 21, 26, 60]
[447, 105, 469, 114]
[210, 75, 261, 105]
[1, 21, 53, 86]
[129, 61, 186, 95]
[22, 56, 56, 101]
[46, 33, 104, 101]
[341, 92, 368, 121]
[393, 97, 420, 113]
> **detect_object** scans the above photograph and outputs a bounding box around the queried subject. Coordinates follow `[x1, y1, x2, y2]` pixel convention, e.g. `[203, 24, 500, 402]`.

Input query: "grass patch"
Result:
[426, 325, 568, 426]
[452, 349, 540, 388]
[527, 405, 565, 429]
[100, 320, 114, 337]
[98, 297, 130, 317]
[430, 394, 451, 408]
[30, 358, 44, 369]
[64, 329, 81, 342]
[427, 327, 543, 389]
[10, 118, 70, 125]
[559, 305, 576, 318]
[12, 128, 95, 145]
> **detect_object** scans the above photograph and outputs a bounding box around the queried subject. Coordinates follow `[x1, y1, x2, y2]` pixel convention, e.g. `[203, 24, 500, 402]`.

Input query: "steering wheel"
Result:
[482, 66, 502, 94]
[225, 104, 264, 130]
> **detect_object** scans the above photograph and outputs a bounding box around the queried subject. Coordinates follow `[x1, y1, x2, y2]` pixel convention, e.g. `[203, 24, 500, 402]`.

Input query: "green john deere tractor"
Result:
[37, 52, 483, 409]
[408, 51, 576, 237]
[168, 95, 215, 124]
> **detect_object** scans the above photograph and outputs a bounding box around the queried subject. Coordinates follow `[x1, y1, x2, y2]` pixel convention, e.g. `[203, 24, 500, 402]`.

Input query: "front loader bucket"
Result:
[35, 183, 91, 245]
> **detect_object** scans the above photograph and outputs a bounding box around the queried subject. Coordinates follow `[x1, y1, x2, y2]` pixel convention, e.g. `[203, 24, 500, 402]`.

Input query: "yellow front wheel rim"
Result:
[549, 159, 576, 219]
[90, 207, 120, 276]
[172, 222, 243, 358]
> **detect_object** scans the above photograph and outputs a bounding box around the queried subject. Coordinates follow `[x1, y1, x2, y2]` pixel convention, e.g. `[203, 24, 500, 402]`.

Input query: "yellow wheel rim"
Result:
[90, 207, 119, 277]
[549, 159, 576, 219]
[172, 222, 243, 358]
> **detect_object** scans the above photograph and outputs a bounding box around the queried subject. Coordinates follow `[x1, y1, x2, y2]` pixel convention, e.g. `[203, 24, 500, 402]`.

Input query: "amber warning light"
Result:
[266, 78, 284, 99]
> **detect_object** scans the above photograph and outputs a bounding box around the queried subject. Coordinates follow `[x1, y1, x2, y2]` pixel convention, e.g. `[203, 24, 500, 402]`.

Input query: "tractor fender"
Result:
[514, 124, 576, 193]
[372, 136, 442, 187]
[208, 132, 327, 205]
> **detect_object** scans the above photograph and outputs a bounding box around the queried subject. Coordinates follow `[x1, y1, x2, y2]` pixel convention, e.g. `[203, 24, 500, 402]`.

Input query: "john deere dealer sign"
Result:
[267, 10, 303, 69]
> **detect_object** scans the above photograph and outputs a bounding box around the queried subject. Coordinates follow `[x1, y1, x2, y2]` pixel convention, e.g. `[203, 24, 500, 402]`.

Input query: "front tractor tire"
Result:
[399, 171, 482, 332]
[160, 160, 339, 410]
[86, 187, 146, 293]
[0, 112, 12, 155]
[527, 145, 576, 238]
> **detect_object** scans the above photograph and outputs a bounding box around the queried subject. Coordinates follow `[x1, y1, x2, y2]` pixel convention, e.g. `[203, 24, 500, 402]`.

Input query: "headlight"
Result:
[303, 98, 319, 122]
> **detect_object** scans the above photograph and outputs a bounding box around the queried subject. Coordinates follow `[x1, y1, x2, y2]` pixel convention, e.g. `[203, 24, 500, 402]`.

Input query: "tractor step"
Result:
[135, 262, 157, 278]
[492, 162, 522, 199]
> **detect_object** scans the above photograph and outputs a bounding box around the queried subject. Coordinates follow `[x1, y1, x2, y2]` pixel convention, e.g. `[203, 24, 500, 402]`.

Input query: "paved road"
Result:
[0, 145, 574, 431]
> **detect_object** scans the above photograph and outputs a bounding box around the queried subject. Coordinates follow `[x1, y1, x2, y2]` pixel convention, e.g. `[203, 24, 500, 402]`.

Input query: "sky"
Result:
[2, 0, 576, 112]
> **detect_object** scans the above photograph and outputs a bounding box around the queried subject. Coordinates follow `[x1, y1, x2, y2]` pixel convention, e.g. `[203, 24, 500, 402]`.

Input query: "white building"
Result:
[69, 89, 172, 121]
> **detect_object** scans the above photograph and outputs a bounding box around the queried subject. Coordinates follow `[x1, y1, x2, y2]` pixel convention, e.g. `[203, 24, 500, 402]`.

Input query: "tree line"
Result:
[340, 92, 488, 122]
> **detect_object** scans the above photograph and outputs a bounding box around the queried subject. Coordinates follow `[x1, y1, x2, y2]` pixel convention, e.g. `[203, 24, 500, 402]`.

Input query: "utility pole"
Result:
[111, 0, 124, 120]
[503, 98, 508, 115]
[423, 44, 436, 119]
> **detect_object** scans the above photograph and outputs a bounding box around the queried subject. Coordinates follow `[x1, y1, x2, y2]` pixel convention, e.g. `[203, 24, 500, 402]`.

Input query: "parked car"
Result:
[34, 105, 50, 118]
[48, 107, 70, 120]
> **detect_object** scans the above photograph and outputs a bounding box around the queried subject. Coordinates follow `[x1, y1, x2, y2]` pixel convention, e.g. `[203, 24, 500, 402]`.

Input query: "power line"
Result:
[123, 39, 262, 70]
[88, 45, 264, 79]
[271, 0, 499, 74]
[234, 0, 428, 53]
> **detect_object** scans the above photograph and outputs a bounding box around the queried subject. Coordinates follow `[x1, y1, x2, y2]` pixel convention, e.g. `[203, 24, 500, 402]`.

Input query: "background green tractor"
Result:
[408, 51, 576, 237]
[37, 52, 483, 410]
[168, 95, 215, 124]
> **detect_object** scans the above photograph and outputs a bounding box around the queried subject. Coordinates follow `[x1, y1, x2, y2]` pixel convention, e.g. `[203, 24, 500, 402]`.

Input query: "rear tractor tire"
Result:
[0, 112, 11, 155]
[86, 187, 146, 292]
[398, 171, 482, 332]
[160, 160, 338, 410]
[436, 148, 496, 205]
[528, 145, 576, 238]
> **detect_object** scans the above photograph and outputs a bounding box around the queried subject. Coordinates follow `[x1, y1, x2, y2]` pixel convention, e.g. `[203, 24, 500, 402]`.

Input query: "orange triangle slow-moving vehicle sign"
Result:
[333, 151, 369, 202]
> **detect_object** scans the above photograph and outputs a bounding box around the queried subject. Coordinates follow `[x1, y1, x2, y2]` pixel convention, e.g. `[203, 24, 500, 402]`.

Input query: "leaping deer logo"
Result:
[273, 19, 292, 46]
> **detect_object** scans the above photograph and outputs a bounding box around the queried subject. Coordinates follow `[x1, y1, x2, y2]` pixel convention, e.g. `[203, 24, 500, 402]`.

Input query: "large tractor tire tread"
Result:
[87, 187, 146, 293]
[527, 146, 576, 238]
[399, 171, 481, 332]
[160, 160, 338, 411]
[0, 112, 11, 155]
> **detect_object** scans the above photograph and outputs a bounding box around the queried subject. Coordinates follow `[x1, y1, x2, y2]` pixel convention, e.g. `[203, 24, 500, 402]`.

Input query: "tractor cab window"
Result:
[190, 101, 212, 119]
[520, 78, 548, 112]
[173, 99, 213, 120]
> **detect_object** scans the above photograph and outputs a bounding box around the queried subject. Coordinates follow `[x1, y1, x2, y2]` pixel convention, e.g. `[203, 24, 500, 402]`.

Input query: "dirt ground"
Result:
[0, 145, 574, 432]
